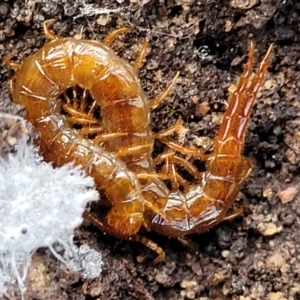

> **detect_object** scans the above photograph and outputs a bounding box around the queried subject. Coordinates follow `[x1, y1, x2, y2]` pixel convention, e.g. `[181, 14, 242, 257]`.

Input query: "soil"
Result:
[0, 0, 300, 299]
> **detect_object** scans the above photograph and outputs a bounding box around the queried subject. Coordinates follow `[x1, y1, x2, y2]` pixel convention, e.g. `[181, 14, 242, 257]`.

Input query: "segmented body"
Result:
[149, 45, 272, 237]
[11, 37, 154, 238]
[8, 22, 272, 262]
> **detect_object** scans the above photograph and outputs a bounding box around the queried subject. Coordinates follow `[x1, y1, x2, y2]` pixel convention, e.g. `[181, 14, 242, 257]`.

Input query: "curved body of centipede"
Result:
[7, 20, 272, 263]
[8, 22, 158, 239]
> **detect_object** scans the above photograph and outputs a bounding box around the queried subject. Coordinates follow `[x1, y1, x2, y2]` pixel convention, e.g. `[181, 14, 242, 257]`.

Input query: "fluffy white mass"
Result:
[0, 139, 100, 296]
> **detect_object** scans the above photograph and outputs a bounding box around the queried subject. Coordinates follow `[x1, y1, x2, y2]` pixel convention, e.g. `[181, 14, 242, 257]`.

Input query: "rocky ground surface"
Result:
[0, 0, 300, 299]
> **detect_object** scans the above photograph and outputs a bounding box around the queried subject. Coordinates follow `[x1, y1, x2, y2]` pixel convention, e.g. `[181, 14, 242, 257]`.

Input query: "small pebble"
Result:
[180, 280, 197, 289]
[277, 186, 298, 204]
[257, 222, 282, 236]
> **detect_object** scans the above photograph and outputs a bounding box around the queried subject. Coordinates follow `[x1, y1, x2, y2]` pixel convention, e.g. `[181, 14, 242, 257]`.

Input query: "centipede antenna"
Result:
[149, 71, 180, 109]
[103, 27, 132, 47]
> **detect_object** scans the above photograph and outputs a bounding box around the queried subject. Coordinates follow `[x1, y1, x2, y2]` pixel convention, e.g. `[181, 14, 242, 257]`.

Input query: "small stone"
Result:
[186, 290, 196, 299]
[277, 186, 298, 204]
[96, 15, 110, 26]
[266, 247, 290, 270]
[0, 3, 9, 20]
[230, 0, 258, 9]
[73, 33, 82, 40]
[155, 271, 171, 285]
[257, 222, 282, 236]
[175, 0, 195, 10]
[280, 263, 290, 273]
[180, 280, 197, 288]
[221, 250, 230, 258]
[263, 188, 273, 200]
[136, 255, 146, 263]
[195, 101, 210, 117]
[7, 136, 17, 146]
[224, 20, 233, 32]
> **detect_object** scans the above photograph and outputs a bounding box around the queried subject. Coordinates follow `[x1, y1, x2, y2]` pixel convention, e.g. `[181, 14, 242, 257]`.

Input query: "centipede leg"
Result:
[4, 54, 21, 70]
[7, 75, 16, 95]
[83, 211, 121, 239]
[84, 211, 164, 264]
[93, 132, 130, 144]
[133, 39, 148, 71]
[137, 172, 169, 181]
[156, 137, 208, 161]
[155, 151, 203, 181]
[154, 116, 183, 138]
[62, 102, 100, 121]
[83, 210, 126, 238]
[160, 162, 187, 191]
[43, 19, 57, 40]
[113, 143, 153, 157]
[223, 207, 244, 221]
[65, 117, 101, 125]
[131, 234, 165, 264]
[4, 55, 19, 95]
[149, 71, 180, 109]
[103, 27, 132, 47]
[177, 237, 196, 249]
[240, 158, 252, 182]
[79, 127, 104, 137]
[154, 117, 207, 160]
[144, 200, 166, 219]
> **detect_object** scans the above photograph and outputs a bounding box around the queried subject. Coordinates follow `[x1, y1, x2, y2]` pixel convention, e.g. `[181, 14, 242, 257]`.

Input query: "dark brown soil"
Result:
[1, 0, 300, 299]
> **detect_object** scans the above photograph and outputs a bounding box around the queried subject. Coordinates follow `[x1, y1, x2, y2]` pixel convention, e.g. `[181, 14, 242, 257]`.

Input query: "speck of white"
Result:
[0, 138, 100, 297]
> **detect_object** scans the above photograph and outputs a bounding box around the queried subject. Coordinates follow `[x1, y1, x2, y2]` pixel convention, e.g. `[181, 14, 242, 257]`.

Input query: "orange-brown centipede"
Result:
[7, 20, 272, 263]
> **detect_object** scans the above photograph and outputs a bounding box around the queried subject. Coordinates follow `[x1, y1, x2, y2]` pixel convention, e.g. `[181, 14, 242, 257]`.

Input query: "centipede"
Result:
[6, 20, 273, 263]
